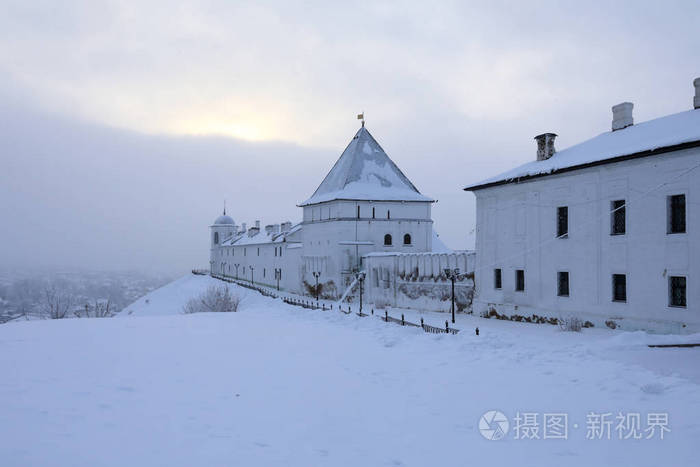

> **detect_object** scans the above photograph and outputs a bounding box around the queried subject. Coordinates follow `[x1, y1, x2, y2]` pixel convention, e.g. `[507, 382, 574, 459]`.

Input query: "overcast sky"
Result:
[1, 0, 699, 274]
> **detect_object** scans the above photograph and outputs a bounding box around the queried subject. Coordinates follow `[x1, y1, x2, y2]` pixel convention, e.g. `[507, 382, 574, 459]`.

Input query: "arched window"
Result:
[214, 232, 219, 244]
[403, 234, 411, 245]
[384, 234, 392, 246]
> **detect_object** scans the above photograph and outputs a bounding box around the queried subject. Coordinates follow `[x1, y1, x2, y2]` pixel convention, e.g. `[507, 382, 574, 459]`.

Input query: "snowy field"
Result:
[2, 274, 699, 466]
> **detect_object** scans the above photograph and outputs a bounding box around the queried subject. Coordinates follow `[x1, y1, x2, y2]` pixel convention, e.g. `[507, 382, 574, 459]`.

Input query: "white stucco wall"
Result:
[471, 147, 700, 333]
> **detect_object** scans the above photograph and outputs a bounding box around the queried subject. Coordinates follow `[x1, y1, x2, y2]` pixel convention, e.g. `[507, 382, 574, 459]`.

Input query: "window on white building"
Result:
[669, 276, 687, 308]
[384, 234, 392, 246]
[557, 271, 570, 297]
[515, 270, 525, 291]
[403, 234, 411, 245]
[214, 232, 219, 244]
[494, 269, 502, 289]
[667, 194, 686, 234]
[611, 200, 626, 235]
[557, 206, 568, 238]
[612, 274, 626, 302]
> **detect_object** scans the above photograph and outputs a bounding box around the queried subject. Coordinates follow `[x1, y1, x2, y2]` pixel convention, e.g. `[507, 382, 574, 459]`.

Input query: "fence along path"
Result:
[202, 271, 460, 335]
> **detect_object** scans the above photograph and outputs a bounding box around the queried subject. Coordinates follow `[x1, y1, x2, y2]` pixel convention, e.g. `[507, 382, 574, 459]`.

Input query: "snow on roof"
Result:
[431, 229, 452, 253]
[224, 223, 302, 247]
[300, 127, 434, 206]
[213, 214, 235, 225]
[465, 109, 700, 190]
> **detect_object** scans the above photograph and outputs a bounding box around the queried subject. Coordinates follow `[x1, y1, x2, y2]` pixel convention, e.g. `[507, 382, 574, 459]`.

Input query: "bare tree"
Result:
[74, 299, 115, 318]
[184, 285, 241, 314]
[42, 285, 73, 319]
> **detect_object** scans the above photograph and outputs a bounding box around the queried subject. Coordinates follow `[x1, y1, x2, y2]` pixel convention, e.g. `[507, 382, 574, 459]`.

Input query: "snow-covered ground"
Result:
[1, 274, 699, 466]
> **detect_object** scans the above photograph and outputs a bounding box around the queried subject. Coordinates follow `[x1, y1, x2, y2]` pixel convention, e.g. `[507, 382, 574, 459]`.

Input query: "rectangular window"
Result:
[557, 206, 568, 238]
[257, 248, 260, 256]
[667, 194, 686, 234]
[244, 248, 246, 256]
[669, 276, 687, 307]
[494, 269, 502, 289]
[372, 207, 376, 219]
[557, 271, 570, 297]
[612, 274, 626, 302]
[357, 205, 361, 219]
[515, 269, 525, 291]
[611, 200, 626, 235]
[263, 268, 266, 278]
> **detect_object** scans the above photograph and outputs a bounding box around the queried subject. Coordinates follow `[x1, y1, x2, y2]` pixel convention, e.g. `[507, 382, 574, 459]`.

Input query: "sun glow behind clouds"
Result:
[172, 116, 271, 142]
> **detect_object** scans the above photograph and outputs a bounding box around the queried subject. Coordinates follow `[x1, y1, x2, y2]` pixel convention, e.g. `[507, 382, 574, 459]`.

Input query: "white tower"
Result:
[209, 205, 236, 274]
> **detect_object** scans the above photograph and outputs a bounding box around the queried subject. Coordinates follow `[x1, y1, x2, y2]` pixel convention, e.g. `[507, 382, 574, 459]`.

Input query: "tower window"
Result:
[384, 234, 392, 246]
[667, 194, 686, 234]
[515, 270, 525, 291]
[357, 205, 360, 219]
[494, 269, 502, 289]
[257, 248, 260, 256]
[612, 274, 626, 302]
[557, 206, 568, 238]
[387, 210, 391, 220]
[214, 232, 219, 244]
[372, 207, 375, 219]
[669, 276, 687, 308]
[557, 271, 570, 297]
[403, 234, 411, 245]
[611, 200, 626, 235]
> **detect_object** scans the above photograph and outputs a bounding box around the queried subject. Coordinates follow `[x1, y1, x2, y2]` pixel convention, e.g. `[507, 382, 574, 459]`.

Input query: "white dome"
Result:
[214, 215, 235, 225]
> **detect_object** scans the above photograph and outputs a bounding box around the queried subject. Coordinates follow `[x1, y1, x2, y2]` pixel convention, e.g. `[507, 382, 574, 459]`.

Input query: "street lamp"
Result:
[234, 263, 240, 280]
[311, 271, 321, 301]
[249, 265, 255, 285]
[274, 268, 282, 291]
[354, 271, 366, 313]
[444, 268, 463, 324]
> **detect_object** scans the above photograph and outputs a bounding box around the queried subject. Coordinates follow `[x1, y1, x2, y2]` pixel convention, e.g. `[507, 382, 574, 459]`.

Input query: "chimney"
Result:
[255, 220, 260, 229]
[273, 224, 281, 235]
[241, 222, 247, 233]
[281, 221, 292, 232]
[694, 77, 700, 109]
[612, 102, 633, 131]
[265, 224, 274, 235]
[534, 133, 557, 161]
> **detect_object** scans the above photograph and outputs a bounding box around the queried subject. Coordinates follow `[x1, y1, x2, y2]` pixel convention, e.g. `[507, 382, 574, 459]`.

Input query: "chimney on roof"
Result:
[265, 224, 274, 235]
[535, 133, 557, 161]
[255, 220, 260, 229]
[694, 77, 700, 109]
[273, 224, 280, 235]
[241, 222, 246, 232]
[281, 221, 292, 232]
[612, 102, 633, 131]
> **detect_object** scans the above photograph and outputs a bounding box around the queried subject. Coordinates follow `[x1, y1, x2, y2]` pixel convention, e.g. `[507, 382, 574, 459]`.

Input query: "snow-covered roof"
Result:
[213, 214, 235, 225]
[223, 223, 302, 247]
[300, 127, 434, 206]
[465, 109, 700, 190]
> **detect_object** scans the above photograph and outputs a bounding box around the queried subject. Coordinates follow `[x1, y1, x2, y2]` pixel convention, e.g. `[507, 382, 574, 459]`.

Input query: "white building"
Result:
[209, 124, 472, 306]
[465, 78, 700, 333]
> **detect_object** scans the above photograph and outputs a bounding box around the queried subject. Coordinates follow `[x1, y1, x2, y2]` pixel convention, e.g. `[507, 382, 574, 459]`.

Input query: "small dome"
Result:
[214, 215, 235, 225]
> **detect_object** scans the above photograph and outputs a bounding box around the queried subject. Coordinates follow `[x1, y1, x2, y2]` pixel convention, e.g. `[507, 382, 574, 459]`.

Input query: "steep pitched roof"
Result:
[299, 127, 433, 206]
[464, 109, 700, 191]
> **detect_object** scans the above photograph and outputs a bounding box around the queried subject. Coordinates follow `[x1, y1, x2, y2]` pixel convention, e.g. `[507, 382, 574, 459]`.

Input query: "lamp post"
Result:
[354, 271, 366, 313]
[311, 271, 321, 301]
[444, 268, 462, 324]
[249, 265, 255, 285]
[209, 260, 214, 275]
[234, 263, 240, 280]
[274, 268, 281, 291]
